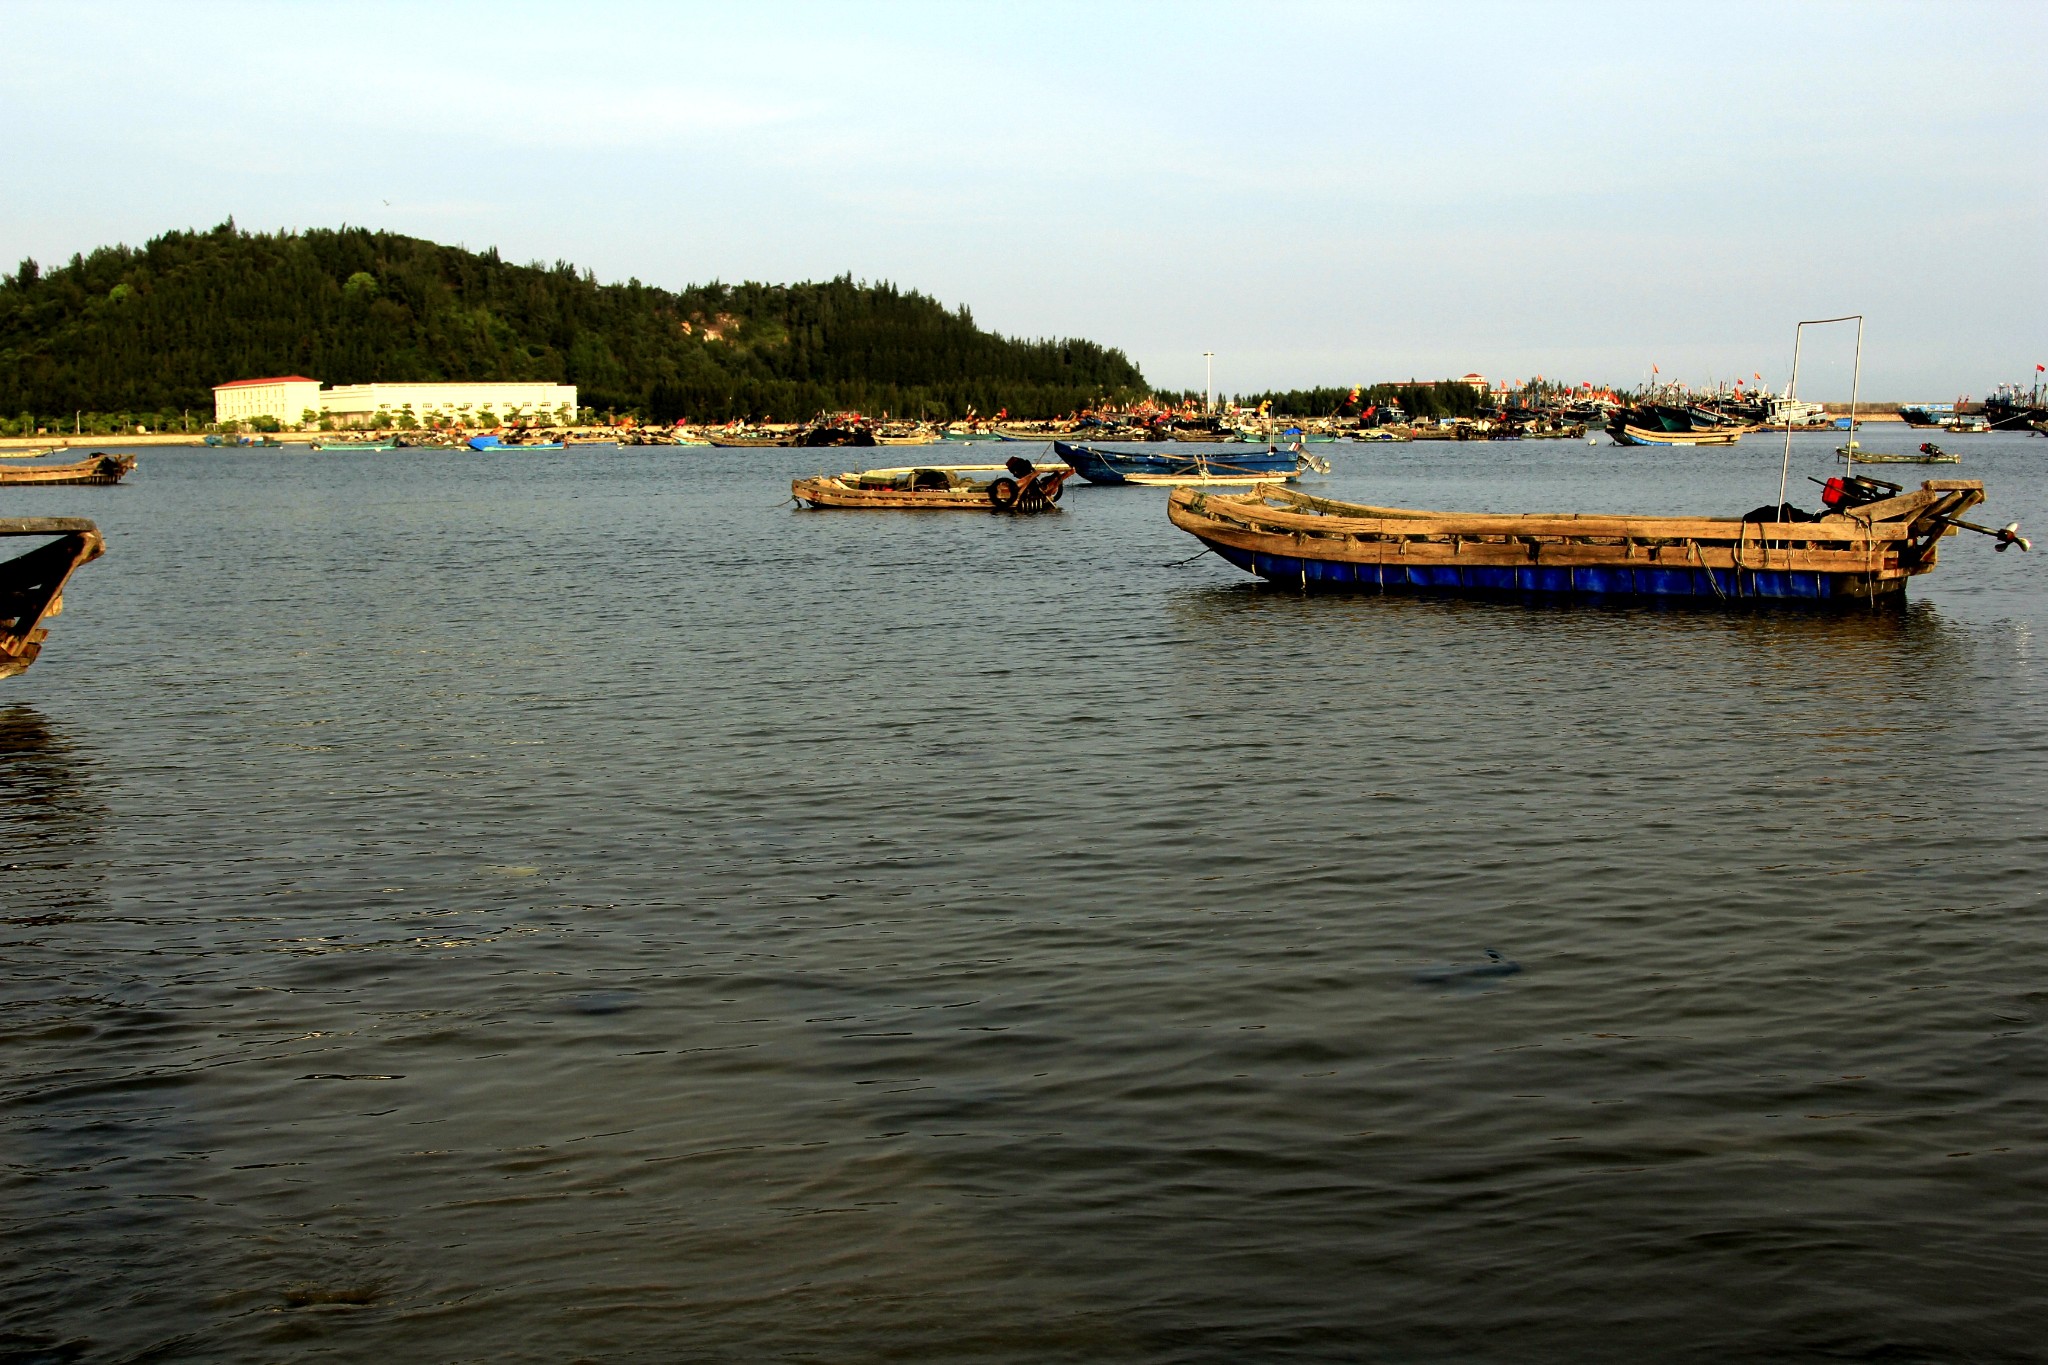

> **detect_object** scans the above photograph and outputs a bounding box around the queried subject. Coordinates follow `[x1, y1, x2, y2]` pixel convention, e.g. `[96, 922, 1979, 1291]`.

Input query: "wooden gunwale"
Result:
[1213, 484, 1974, 544]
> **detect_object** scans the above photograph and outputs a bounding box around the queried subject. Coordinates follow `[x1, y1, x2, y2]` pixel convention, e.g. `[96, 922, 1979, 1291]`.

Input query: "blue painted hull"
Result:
[1199, 538, 1894, 602]
[468, 438, 565, 451]
[1055, 440, 1297, 485]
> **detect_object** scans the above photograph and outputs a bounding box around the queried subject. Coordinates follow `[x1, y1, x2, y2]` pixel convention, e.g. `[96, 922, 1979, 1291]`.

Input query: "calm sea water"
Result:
[3, 430, 2045, 1363]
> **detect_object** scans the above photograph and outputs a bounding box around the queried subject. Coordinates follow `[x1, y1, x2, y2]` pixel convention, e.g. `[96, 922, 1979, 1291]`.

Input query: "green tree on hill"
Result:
[0, 222, 1147, 421]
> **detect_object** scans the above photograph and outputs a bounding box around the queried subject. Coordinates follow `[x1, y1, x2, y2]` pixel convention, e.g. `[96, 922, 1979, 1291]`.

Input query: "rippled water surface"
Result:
[3, 433, 2046, 1362]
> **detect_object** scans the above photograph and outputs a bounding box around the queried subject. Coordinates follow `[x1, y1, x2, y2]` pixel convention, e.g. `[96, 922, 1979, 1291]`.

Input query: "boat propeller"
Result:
[1937, 514, 2031, 552]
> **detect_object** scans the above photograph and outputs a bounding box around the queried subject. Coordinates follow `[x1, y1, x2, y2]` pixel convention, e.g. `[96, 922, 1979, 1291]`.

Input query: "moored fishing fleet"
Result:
[0, 336, 2038, 682]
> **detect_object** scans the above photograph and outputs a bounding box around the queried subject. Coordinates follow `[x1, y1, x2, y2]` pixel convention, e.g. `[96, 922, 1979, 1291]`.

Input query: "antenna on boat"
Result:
[1779, 314, 1863, 514]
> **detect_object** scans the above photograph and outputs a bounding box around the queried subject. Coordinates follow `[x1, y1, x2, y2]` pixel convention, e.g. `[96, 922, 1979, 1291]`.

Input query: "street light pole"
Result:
[1203, 352, 1215, 414]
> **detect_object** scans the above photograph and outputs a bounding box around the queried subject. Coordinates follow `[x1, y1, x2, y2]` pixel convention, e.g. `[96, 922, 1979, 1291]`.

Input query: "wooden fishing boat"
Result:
[0, 454, 136, 486]
[874, 430, 941, 446]
[1166, 478, 2024, 603]
[708, 434, 796, 448]
[310, 440, 396, 451]
[0, 518, 104, 678]
[1837, 441, 1959, 464]
[794, 459, 1070, 512]
[467, 436, 564, 451]
[0, 446, 64, 460]
[1608, 424, 1743, 447]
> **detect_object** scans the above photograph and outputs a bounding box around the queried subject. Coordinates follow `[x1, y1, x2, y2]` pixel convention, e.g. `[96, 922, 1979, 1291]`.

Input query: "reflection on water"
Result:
[1, 442, 2044, 1361]
[0, 704, 104, 924]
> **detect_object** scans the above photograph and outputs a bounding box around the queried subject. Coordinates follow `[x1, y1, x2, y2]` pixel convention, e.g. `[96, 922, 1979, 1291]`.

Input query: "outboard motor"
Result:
[1814, 473, 1900, 512]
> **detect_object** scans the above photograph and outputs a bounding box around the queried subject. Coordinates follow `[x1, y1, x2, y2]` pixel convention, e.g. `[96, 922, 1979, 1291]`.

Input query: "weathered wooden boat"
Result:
[709, 434, 796, 448]
[0, 518, 105, 678]
[1054, 440, 1325, 486]
[0, 454, 136, 486]
[1166, 477, 2025, 603]
[0, 446, 64, 460]
[874, 430, 941, 446]
[310, 440, 397, 451]
[793, 458, 1070, 513]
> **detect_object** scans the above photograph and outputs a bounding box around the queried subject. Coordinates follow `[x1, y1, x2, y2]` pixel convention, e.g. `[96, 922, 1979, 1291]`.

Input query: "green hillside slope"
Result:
[0, 221, 1147, 423]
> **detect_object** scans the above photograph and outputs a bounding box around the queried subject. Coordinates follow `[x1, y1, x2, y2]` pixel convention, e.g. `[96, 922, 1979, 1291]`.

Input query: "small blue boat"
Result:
[1053, 440, 1318, 486]
[468, 436, 565, 452]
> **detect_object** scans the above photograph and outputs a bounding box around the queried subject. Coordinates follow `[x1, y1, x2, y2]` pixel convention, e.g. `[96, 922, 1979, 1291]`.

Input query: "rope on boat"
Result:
[1690, 540, 1727, 600]
[1164, 546, 1216, 567]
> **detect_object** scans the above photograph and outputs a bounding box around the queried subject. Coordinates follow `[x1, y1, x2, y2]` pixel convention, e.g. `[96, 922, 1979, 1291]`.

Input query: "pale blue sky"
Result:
[5, 0, 2042, 398]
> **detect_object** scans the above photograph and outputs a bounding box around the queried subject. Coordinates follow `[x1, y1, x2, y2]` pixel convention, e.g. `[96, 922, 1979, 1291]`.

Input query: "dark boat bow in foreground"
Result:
[0, 519, 105, 678]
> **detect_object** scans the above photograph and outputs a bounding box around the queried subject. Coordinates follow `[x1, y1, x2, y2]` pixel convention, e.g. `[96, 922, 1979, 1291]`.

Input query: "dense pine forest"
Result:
[0, 221, 1149, 429]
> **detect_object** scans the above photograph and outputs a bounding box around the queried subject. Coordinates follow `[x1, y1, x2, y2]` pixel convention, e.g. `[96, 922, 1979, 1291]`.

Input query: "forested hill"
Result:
[0, 221, 1148, 421]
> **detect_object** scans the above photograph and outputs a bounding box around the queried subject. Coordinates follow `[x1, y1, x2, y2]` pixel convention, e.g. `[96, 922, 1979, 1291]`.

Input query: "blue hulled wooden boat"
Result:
[468, 436, 565, 452]
[1054, 440, 1322, 486]
[1167, 478, 2025, 603]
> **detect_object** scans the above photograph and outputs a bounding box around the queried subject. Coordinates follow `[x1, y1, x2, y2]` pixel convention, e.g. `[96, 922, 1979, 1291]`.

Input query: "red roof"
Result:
[212, 376, 319, 390]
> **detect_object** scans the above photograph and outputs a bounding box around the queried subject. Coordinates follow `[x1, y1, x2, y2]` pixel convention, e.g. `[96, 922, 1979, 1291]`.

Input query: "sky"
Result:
[3, 0, 2043, 399]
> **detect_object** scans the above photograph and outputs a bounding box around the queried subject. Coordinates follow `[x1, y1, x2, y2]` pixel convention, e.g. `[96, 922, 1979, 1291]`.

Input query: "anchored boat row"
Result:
[794, 449, 2028, 603]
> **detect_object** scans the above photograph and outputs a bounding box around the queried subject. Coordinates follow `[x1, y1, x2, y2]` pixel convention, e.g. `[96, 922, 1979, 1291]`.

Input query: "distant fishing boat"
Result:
[1166, 476, 2025, 603]
[0, 517, 105, 678]
[793, 457, 1069, 512]
[311, 439, 397, 451]
[468, 435, 564, 451]
[1054, 440, 1325, 486]
[708, 433, 796, 448]
[1896, 403, 1953, 428]
[0, 454, 136, 486]
[1837, 441, 1959, 464]
[0, 446, 63, 460]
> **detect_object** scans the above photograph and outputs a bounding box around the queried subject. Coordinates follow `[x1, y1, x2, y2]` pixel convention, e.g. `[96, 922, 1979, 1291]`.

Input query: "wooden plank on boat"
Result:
[1196, 500, 1924, 546]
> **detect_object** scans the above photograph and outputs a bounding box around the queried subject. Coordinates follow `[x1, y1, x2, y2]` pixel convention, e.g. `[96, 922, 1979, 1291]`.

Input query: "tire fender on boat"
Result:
[988, 477, 1019, 510]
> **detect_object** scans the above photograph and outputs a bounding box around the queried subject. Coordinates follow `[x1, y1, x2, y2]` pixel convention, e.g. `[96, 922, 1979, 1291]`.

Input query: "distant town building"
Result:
[212, 376, 324, 425]
[211, 377, 579, 426]
[1457, 373, 1489, 392]
[319, 381, 578, 425]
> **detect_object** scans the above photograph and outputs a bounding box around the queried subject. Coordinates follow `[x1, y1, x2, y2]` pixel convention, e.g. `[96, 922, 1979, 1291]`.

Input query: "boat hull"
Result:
[1196, 539, 1896, 600]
